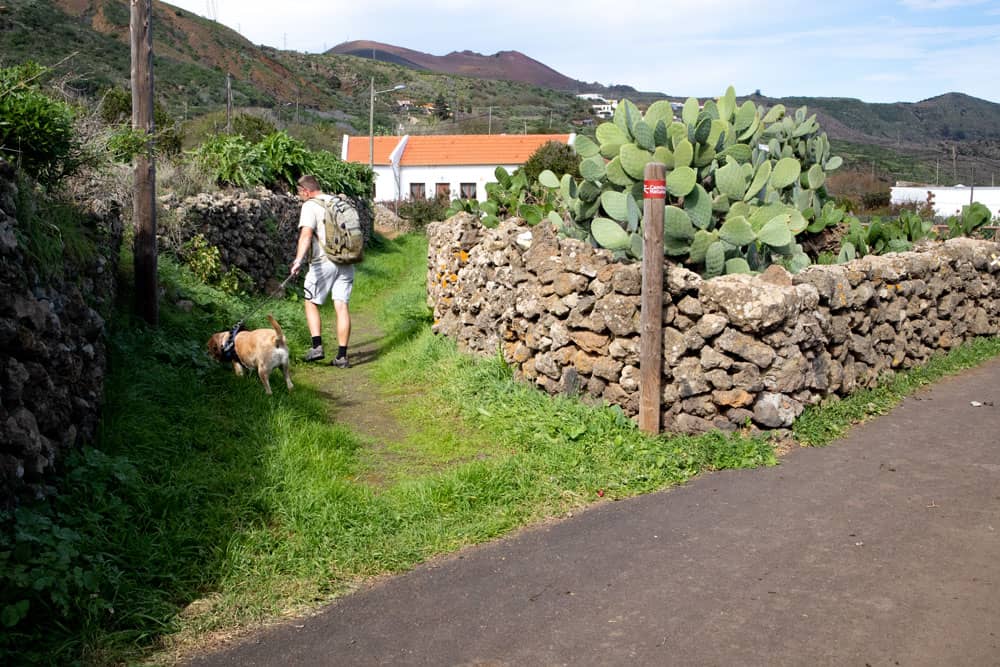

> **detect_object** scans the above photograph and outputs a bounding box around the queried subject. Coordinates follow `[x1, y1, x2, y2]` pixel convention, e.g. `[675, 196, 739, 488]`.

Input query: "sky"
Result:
[167, 0, 1000, 104]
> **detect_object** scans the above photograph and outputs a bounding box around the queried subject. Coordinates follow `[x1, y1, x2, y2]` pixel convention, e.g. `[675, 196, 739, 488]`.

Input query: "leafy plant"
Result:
[189, 133, 264, 188]
[470, 165, 564, 227]
[0, 448, 135, 663]
[945, 202, 993, 239]
[0, 62, 77, 183]
[178, 233, 251, 295]
[535, 86, 845, 276]
[189, 130, 374, 198]
[257, 131, 312, 190]
[97, 87, 184, 156]
[836, 210, 937, 262]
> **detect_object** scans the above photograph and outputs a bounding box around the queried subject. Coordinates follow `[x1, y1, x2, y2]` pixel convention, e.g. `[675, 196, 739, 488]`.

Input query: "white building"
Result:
[575, 94, 617, 120]
[890, 184, 1000, 219]
[342, 133, 575, 203]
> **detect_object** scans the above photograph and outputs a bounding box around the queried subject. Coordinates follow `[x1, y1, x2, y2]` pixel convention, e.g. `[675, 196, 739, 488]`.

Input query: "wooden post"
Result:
[639, 162, 666, 434]
[131, 0, 157, 325]
[225, 72, 232, 133]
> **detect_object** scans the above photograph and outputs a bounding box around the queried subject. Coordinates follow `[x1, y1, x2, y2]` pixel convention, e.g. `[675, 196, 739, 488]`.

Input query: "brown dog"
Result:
[207, 314, 293, 395]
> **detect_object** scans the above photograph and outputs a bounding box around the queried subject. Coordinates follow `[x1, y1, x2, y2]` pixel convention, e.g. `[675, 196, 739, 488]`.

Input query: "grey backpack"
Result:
[312, 195, 364, 264]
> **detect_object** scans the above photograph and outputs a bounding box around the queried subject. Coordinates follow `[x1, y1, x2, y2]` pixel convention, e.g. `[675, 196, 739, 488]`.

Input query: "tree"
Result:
[433, 94, 450, 120]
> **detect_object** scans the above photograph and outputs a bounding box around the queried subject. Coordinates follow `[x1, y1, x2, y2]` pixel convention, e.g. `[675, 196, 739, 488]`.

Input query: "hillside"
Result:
[330, 40, 590, 91]
[3, 1, 999, 185]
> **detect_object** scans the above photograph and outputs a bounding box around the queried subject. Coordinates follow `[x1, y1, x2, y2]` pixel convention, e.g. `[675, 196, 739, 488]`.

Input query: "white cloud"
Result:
[898, 0, 990, 9]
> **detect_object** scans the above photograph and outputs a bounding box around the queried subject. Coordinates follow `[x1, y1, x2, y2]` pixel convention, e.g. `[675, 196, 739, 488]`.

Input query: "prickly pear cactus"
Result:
[541, 86, 844, 276]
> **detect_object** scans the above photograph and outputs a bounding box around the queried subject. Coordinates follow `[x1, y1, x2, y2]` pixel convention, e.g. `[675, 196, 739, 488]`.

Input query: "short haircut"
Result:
[297, 175, 322, 191]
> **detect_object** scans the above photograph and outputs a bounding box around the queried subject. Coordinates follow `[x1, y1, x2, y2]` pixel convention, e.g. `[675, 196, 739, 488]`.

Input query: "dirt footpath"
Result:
[189, 358, 1000, 667]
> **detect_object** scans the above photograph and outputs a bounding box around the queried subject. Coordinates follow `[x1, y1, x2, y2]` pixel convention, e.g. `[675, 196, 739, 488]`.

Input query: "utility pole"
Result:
[130, 0, 158, 325]
[488, 106, 492, 135]
[225, 72, 232, 133]
[952, 145, 958, 184]
[935, 158, 939, 185]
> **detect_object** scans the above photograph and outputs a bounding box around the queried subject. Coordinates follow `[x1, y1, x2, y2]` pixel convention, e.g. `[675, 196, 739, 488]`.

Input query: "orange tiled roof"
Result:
[344, 134, 572, 167]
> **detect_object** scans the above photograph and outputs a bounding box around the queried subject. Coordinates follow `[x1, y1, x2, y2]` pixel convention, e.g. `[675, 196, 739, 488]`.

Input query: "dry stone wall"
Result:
[0, 160, 123, 504]
[428, 215, 1000, 435]
[161, 188, 374, 290]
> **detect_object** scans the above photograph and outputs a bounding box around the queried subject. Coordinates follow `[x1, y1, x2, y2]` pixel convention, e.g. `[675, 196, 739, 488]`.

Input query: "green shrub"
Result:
[177, 233, 251, 295]
[232, 113, 277, 143]
[189, 130, 373, 198]
[97, 87, 184, 157]
[190, 133, 264, 188]
[0, 62, 77, 183]
[306, 149, 374, 200]
[520, 140, 580, 184]
[397, 195, 449, 229]
[861, 190, 891, 210]
[257, 131, 312, 190]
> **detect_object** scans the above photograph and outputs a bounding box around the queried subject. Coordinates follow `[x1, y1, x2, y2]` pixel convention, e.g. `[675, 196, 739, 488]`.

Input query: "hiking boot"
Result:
[330, 355, 350, 368]
[302, 345, 324, 362]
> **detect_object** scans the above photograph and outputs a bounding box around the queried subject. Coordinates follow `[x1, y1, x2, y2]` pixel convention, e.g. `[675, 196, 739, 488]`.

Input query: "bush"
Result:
[177, 233, 252, 295]
[232, 113, 277, 143]
[520, 140, 580, 184]
[97, 87, 184, 157]
[861, 190, 891, 210]
[189, 130, 373, 198]
[0, 62, 77, 183]
[397, 195, 449, 229]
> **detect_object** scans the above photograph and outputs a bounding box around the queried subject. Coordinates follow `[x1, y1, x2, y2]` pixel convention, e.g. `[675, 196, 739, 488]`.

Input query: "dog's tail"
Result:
[267, 314, 287, 346]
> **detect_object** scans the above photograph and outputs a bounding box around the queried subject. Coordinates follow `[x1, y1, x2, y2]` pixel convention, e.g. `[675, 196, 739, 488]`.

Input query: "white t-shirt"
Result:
[298, 194, 333, 264]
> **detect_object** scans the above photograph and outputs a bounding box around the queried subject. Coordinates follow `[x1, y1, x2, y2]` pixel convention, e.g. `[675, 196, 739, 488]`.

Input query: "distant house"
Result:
[576, 93, 616, 119]
[341, 133, 575, 202]
[891, 184, 1000, 219]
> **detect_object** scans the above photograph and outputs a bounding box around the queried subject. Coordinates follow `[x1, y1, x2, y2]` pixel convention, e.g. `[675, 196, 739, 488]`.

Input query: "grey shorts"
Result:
[304, 260, 354, 305]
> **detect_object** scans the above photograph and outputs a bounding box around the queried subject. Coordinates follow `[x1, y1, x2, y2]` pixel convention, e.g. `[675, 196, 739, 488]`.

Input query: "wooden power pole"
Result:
[131, 0, 158, 325]
[225, 72, 232, 133]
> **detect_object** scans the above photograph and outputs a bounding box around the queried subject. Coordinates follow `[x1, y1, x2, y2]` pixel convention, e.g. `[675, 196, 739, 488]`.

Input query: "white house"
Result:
[575, 93, 616, 119]
[890, 184, 1000, 219]
[342, 133, 575, 203]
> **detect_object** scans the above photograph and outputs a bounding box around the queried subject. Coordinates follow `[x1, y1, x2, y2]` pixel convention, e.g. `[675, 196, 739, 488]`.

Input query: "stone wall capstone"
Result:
[0, 160, 123, 504]
[427, 215, 1000, 435]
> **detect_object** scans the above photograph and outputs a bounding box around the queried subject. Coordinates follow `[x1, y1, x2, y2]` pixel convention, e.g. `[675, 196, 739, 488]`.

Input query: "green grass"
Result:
[794, 337, 1000, 446]
[4, 231, 1000, 665]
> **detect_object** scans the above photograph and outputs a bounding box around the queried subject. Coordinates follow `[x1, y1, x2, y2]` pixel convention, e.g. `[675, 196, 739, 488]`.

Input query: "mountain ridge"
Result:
[329, 40, 595, 92]
[4, 1, 999, 183]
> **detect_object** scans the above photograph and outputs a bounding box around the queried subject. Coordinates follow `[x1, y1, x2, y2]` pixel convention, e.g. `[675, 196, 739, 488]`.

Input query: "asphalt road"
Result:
[188, 359, 1000, 666]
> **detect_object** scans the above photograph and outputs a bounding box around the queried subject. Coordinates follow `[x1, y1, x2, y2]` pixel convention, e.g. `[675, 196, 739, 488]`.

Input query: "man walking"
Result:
[289, 175, 353, 368]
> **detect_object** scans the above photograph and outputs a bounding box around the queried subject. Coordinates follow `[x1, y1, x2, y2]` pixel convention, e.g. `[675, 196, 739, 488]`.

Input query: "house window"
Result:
[435, 183, 451, 199]
[409, 183, 426, 199]
[460, 182, 477, 199]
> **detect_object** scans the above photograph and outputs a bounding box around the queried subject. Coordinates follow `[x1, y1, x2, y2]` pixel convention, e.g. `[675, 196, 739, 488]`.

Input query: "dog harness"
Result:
[220, 321, 246, 365]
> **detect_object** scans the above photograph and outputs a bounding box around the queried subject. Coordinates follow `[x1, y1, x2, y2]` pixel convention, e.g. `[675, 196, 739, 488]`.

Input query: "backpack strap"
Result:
[305, 196, 330, 259]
